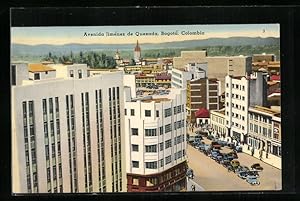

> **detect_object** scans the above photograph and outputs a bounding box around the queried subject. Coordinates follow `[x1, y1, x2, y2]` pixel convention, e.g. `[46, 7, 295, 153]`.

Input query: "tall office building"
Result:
[124, 87, 187, 192]
[11, 62, 127, 193]
[224, 72, 267, 144]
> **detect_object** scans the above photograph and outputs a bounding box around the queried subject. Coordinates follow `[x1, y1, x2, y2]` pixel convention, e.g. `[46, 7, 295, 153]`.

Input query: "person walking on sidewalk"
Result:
[251, 147, 254, 156]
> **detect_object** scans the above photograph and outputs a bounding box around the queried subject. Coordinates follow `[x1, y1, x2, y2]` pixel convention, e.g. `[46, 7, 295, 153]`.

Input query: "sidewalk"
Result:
[242, 144, 281, 169]
[186, 177, 205, 191]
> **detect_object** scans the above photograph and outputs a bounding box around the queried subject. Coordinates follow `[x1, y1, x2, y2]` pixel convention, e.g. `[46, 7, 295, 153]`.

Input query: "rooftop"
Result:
[142, 98, 170, 103]
[251, 105, 280, 115]
[28, 63, 56, 72]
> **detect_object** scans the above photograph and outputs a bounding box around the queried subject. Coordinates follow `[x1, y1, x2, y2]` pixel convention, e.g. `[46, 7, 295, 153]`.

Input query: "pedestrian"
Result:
[192, 185, 195, 191]
[266, 152, 269, 159]
[191, 170, 194, 179]
[251, 147, 254, 156]
[259, 149, 263, 160]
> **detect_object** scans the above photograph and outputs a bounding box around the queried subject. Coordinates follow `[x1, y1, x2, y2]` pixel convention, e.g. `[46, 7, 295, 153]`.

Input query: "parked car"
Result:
[186, 168, 194, 179]
[246, 175, 260, 185]
[251, 163, 264, 171]
[211, 141, 222, 149]
[230, 160, 240, 168]
[207, 135, 214, 140]
[237, 171, 249, 179]
[198, 142, 206, 151]
[195, 135, 203, 141]
[210, 150, 220, 159]
[195, 141, 205, 149]
[247, 170, 260, 178]
[217, 140, 228, 147]
[227, 151, 238, 159]
[235, 165, 250, 174]
[235, 145, 243, 152]
[227, 142, 235, 149]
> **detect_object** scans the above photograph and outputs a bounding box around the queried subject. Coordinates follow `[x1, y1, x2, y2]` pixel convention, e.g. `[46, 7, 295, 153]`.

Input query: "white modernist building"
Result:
[224, 72, 268, 145]
[11, 62, 126, 193]
[225, 75, 249, 144]
[124, 87, 187, 192]
[171, 62, 207, 89]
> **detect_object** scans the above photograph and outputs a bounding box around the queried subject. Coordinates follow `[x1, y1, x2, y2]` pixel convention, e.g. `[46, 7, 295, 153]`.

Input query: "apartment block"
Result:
[124, 88, 187, 192]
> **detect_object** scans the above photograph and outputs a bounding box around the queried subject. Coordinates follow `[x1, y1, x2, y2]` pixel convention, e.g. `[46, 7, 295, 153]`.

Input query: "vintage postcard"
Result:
[11, 23, 281, 193]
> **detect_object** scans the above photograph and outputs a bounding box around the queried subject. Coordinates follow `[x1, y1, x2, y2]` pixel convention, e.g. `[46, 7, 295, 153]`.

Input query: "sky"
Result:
[11, 24, 280, 45]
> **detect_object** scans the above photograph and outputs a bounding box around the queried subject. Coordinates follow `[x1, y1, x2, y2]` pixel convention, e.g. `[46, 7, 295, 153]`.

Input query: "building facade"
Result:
[225, 75, 250, 144]
[172, 63, 220, 122]
[225, 72, 268, 144]
[248, 106, 281, 168]
[12, 62, 127, 193]
[124, 88, 187, 192]
[210, 109, 227, 139]
[173, 51, 252, 93]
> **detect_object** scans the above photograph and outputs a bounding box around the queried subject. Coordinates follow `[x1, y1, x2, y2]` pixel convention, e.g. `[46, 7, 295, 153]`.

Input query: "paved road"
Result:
[186, 142, 282, 191]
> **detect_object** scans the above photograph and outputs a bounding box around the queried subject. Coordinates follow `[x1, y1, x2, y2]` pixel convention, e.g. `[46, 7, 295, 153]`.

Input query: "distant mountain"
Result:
[11, 37, 279, 56]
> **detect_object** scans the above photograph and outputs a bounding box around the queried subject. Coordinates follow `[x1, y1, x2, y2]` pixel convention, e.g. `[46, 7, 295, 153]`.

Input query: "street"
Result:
[186, 138, 282, 191]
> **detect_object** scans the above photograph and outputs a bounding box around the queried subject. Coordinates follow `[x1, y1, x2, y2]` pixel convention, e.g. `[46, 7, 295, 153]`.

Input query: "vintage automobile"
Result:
[247, 170, 260, 178]
[237, 171, 249, 179]
[246, 175, 260, 185]
[230, 160, 240, 169]
[211, 141, 222, 149]
[235, 165, 250, 174]
[251, 163, 264, 171]
[186, 168, 194, 179]
[235, 145, 243, 152]
[216, 140, 228, 147]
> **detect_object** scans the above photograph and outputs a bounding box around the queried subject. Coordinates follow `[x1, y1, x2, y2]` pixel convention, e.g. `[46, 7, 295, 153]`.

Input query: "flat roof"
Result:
[250, 105, 280, 115]
[142, 98, 170, 103]
[28, 63, 56, 72]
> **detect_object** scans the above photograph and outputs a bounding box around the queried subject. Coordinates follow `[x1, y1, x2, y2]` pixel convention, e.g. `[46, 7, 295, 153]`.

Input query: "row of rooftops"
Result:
[211, 105, 280, 118]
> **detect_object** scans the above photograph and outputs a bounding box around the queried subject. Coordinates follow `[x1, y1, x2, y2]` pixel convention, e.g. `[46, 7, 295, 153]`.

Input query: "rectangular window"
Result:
[130, 109, 135, 116]
[145, 110, 151, 117]
[131, 128, 138, 136]
[165, 155, 172, 165]
[145, 129, 157, 136]
[173, 106, 177, 115]
[159, 159, 164, 167]
[165, 139, 172, 149]
[34, 73, 40, 80]
[159, 126, 163, 135]
[132, 144, 139, 152]
[70, 70, 74, 77]
[132, 177, 139, 185]
[145, 161, 157, 169]
[226, 83, 229, 88]
[242, 86, 245, 91]
[11, 65, 16, 85]
[159, 142, 164, 151]
[156, 111, 159, 117]
[124, 109, 127, 115]
[132, 161, 139, 168]
[165, 124, 172, 133]
[164, 108, 172, 117]
[145, 145, 157, 153]
[78, 70, 82, 78]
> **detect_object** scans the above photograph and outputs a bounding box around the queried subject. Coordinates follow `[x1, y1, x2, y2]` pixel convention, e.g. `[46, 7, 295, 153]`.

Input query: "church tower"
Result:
[134, 40, 141, 63]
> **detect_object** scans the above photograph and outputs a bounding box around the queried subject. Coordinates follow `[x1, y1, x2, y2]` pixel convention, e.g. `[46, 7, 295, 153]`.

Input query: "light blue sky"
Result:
[11, 24, 279, 45]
